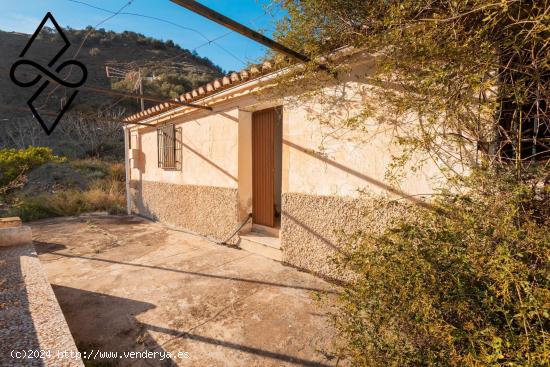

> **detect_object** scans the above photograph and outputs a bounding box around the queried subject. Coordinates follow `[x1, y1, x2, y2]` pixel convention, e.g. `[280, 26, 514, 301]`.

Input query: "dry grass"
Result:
[8, 160, 126, 221]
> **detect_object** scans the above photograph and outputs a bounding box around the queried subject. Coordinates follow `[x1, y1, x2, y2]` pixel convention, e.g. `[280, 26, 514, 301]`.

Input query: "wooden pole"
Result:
[138, 69, 145, 112]
[170, 0, 310, 63]
[77, 85, 212, 110]
[41, 75, 212, 111]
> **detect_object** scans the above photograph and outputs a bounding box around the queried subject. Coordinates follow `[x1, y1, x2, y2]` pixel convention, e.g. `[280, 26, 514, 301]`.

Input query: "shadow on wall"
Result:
[282, 210, 348, 257]
[135, 148, 146, 173]
[0, 248, 41, 366]
[130, 177, 158, 222]
[129, 176, 240, 242]
[283, 139, 436, 210]
[134, 122, 237, 183]
[177, 137, 238, 182]
[219, 112, 239, 123]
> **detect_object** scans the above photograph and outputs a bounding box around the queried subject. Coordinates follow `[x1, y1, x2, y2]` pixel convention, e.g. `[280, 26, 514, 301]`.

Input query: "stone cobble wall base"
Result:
[281, 192, 412, 281]
[131, 180, 239, 242]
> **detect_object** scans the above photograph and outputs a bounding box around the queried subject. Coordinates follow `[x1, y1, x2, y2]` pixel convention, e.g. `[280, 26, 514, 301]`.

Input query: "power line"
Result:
[15, 0, 277, 119]
[149, 8, 279, 65]
[73, 0, 135, 59]
[43, 0, 135, 106]
[6, 78, 211, 121]
[171, 0, 309, 63]
[0, 105, 154, 127]
[66, 0, 246, 66]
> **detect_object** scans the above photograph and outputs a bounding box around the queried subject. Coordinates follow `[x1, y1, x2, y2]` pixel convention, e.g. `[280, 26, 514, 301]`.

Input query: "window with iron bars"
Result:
[498, 98, 550, 162]
[157, 124, 182, 170]
[495, 54, 550, 162]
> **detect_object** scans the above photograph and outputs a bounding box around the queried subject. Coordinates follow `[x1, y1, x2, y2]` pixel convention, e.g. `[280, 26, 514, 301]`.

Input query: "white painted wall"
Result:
[283, 102, 443, 198]
[131, 107, 239, 189]
[129, 58, 451, 204]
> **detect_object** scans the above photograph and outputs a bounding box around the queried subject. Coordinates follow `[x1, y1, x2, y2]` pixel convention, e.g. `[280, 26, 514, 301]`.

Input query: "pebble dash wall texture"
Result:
[281, 193, 413, 281]
[130, 180, 239, 242]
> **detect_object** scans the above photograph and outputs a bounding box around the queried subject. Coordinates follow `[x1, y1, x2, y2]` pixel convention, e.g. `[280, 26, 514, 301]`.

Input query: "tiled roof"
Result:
[124, 61, 275, 123]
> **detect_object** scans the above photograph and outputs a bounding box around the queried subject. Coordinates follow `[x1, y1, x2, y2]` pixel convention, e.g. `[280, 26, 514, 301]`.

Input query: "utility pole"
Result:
[138, 69, 144, 112]
[105, 65, 210, 109]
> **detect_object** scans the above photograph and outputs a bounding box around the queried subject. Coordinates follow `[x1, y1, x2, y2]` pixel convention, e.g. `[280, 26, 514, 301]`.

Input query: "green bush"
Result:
[2, 156, 126, 221]
[70, 159, 111, 176]
[0, 147, 64, 187]
[334, 168, 549, 366]
[10, 178, 126, 222]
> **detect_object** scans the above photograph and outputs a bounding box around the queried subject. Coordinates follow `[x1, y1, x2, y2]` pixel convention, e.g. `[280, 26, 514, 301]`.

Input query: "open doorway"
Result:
[251, 106, 282, 229]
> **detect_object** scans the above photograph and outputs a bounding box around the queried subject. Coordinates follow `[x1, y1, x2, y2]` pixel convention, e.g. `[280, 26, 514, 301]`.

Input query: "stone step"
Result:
[0, 217, 22, 228]
[239, 232, 282, 262]
[252, 223, 280, 237]
[0, 216, 32, 247]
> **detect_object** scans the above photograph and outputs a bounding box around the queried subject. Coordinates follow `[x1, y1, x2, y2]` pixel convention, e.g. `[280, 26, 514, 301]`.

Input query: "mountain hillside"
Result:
[0, 27, 224, 158]
[1, 27, 224, 113]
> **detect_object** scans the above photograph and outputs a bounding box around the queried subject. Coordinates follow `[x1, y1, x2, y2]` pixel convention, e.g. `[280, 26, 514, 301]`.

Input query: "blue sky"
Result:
[0, 0, 283, 71]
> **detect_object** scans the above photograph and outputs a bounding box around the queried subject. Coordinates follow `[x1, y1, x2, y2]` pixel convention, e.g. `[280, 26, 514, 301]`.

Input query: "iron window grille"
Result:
[495, 55, 550, 162]
[498, 99, 550, 162]
[157, 124, 182, 170]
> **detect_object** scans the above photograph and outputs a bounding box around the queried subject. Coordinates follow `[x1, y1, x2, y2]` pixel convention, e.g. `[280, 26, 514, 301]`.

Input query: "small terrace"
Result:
[28, 214, 339, 366]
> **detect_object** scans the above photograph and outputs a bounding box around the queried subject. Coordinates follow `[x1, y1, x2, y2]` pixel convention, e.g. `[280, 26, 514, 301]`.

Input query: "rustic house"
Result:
[123, 50, 446, 280]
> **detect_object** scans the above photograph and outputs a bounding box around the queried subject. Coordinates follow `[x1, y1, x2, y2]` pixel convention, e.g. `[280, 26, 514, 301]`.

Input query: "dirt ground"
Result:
[30, 214, 340, 367]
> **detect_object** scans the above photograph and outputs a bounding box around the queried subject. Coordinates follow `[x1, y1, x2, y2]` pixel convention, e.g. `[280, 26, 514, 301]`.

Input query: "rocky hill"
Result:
[1, 27, 224, 113]
[0, 27, 224, 158]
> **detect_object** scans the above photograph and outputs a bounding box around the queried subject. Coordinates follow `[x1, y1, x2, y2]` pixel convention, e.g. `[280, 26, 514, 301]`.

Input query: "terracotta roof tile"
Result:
[125, 62, 280, 122]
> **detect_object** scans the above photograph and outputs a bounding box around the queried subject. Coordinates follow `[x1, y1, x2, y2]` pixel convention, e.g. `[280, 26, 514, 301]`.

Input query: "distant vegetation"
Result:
[39, 26, 223, 75]
[0, 26, 224, 159]
[0, 26, 225, 221]
[0, 147, 125, 221]
[34, 26, 224, 101]
[274, 0, 550, 365]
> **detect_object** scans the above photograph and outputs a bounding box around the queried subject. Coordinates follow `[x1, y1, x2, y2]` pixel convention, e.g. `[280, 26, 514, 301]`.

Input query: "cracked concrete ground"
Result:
[30, 214, 340, 367]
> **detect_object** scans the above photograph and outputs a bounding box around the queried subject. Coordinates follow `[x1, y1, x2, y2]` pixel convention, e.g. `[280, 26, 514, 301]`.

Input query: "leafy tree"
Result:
[274, 0, 549, 171]
[273, 1, 550, 366]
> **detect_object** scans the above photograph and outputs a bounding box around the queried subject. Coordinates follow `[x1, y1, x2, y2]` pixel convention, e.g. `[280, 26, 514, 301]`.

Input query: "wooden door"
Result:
[252, 108, 277, 227]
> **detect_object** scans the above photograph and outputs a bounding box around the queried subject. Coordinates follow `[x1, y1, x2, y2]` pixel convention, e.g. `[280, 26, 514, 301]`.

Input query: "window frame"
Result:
[157, 124, 182, 170]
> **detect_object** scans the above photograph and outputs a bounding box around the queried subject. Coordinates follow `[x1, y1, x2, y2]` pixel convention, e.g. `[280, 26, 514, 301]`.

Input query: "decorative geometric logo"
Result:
[9, 12, 88, 135]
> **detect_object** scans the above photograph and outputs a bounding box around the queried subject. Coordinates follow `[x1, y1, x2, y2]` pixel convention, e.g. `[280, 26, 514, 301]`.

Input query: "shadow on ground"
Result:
[31, 214, 339, 367]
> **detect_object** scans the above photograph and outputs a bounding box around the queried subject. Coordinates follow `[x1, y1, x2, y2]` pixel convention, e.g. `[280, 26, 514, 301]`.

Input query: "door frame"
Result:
[237, 104, 286, 233]
[251, 107, 282, 227]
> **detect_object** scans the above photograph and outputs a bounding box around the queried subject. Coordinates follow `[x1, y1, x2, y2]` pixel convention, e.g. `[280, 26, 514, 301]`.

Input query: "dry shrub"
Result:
[333, 168, 550, 366]
[12, 186, 125, 221]
[10, 159, 126, 221]
[0, 146, 64, 188]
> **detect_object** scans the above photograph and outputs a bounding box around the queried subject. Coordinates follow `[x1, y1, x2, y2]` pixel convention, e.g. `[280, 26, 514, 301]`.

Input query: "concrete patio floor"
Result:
[30, 214, 340, 367]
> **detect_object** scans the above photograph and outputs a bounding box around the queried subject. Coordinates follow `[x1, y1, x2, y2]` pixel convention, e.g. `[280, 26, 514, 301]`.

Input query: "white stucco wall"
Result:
[130, 107, 239, 189]
[129, 58, 450, 204]
[126, 55, 464, 278]
[282, 102, 443, 198]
